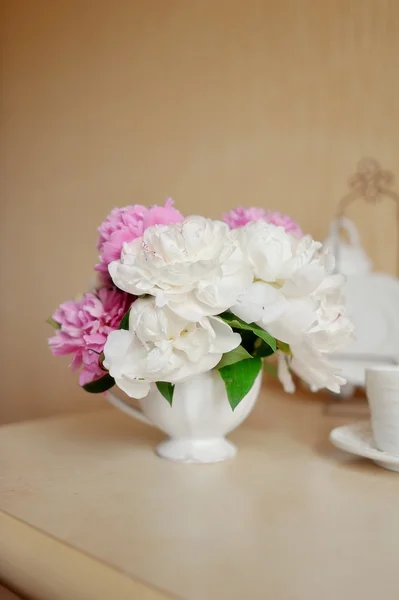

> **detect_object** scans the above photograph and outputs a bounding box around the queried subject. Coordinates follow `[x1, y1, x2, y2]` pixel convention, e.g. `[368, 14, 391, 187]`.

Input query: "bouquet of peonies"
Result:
[48, 201, 353, 409]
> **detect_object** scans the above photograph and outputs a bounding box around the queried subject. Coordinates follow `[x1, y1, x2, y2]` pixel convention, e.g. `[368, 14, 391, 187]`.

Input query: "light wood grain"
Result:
[1, 386, 399, 600]
[2, 0, 399, 422]
[0, 511, 175, 600]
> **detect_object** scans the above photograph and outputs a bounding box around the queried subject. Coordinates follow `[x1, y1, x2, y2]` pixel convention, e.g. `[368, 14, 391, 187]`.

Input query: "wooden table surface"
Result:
[1, 386, 399, 600]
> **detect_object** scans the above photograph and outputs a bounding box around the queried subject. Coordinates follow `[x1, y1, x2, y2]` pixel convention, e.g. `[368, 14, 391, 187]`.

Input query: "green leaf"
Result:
[252, 337, 276, 358]
[219, 312, 277, 352]
[250, 326, 276, 351]
[235, 329, 257, 354]
[277, 340, 292, 355]
[219, 357, 262, 411]
[82, 373, 115, 394]
[156, 382, 175, 406]
[46, 316, 61, 329]
[216, 345, 252, 369]
[228, 329, 275, 358]
[118, 308, 131, 330]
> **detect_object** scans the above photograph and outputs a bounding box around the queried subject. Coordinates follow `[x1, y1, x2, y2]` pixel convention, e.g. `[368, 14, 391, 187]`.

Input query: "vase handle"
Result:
[107, 392, 153, 427]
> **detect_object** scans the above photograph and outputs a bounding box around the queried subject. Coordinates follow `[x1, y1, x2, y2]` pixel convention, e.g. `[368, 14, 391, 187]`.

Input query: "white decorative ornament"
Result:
[109, 216, 252, 322]
[103, 297, 241, 399]
[328, 273, 399, 387]
[323, 216, 373, 277]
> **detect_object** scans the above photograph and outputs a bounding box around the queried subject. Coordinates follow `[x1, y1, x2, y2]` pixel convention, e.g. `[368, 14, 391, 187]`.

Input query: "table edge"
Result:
[0, 510, 178, 600]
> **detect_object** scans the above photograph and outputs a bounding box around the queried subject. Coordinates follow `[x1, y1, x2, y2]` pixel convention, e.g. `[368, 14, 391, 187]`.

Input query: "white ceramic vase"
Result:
[107, 370, 262, 463]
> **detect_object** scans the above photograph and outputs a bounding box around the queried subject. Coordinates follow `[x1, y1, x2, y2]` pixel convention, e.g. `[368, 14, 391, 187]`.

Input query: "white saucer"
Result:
[329, 422, 399, 472]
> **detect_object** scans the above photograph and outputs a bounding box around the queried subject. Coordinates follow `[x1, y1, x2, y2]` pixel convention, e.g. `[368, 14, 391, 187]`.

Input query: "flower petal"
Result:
[207, 317, 241, 353]
[232, 281, 288, 325]
[115, 376, 151, 399]
[277, 352, 295, 393]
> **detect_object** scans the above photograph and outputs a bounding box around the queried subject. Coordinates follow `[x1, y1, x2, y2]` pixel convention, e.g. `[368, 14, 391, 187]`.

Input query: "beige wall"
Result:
[2, 0, 399, 423]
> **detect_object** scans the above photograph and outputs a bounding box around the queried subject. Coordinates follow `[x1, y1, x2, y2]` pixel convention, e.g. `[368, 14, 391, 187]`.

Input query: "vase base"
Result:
[156, 438, 237, 463]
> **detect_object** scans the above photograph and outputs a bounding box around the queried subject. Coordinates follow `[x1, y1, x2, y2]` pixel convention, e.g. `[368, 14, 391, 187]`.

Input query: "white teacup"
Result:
[366, 365, 399, 456]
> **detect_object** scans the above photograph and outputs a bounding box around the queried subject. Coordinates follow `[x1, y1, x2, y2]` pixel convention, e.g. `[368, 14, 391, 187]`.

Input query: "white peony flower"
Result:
[109, 216, 252, 322]
[230, 280, 289, 326]
[282, 339, 347, 394]
[232, 223, 329, 327]
[231, 221, 354, 393]
[271, 286, 353, 393]
[266, 274, 353, 350]
[103, 297, 241, 399]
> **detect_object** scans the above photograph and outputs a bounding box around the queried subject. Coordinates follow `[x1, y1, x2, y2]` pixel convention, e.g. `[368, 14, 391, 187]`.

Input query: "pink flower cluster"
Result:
[223, 206, 303, 237]
[49, 199, 183, 388]
[95, 199, 183, 279]
[49, 287, 133, 386]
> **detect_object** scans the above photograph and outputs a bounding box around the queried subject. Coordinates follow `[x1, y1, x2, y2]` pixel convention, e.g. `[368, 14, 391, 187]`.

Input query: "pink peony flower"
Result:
[95, 199, 183, 279]
[223, 206, 303, 237]
[48, 287, 134, 386]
